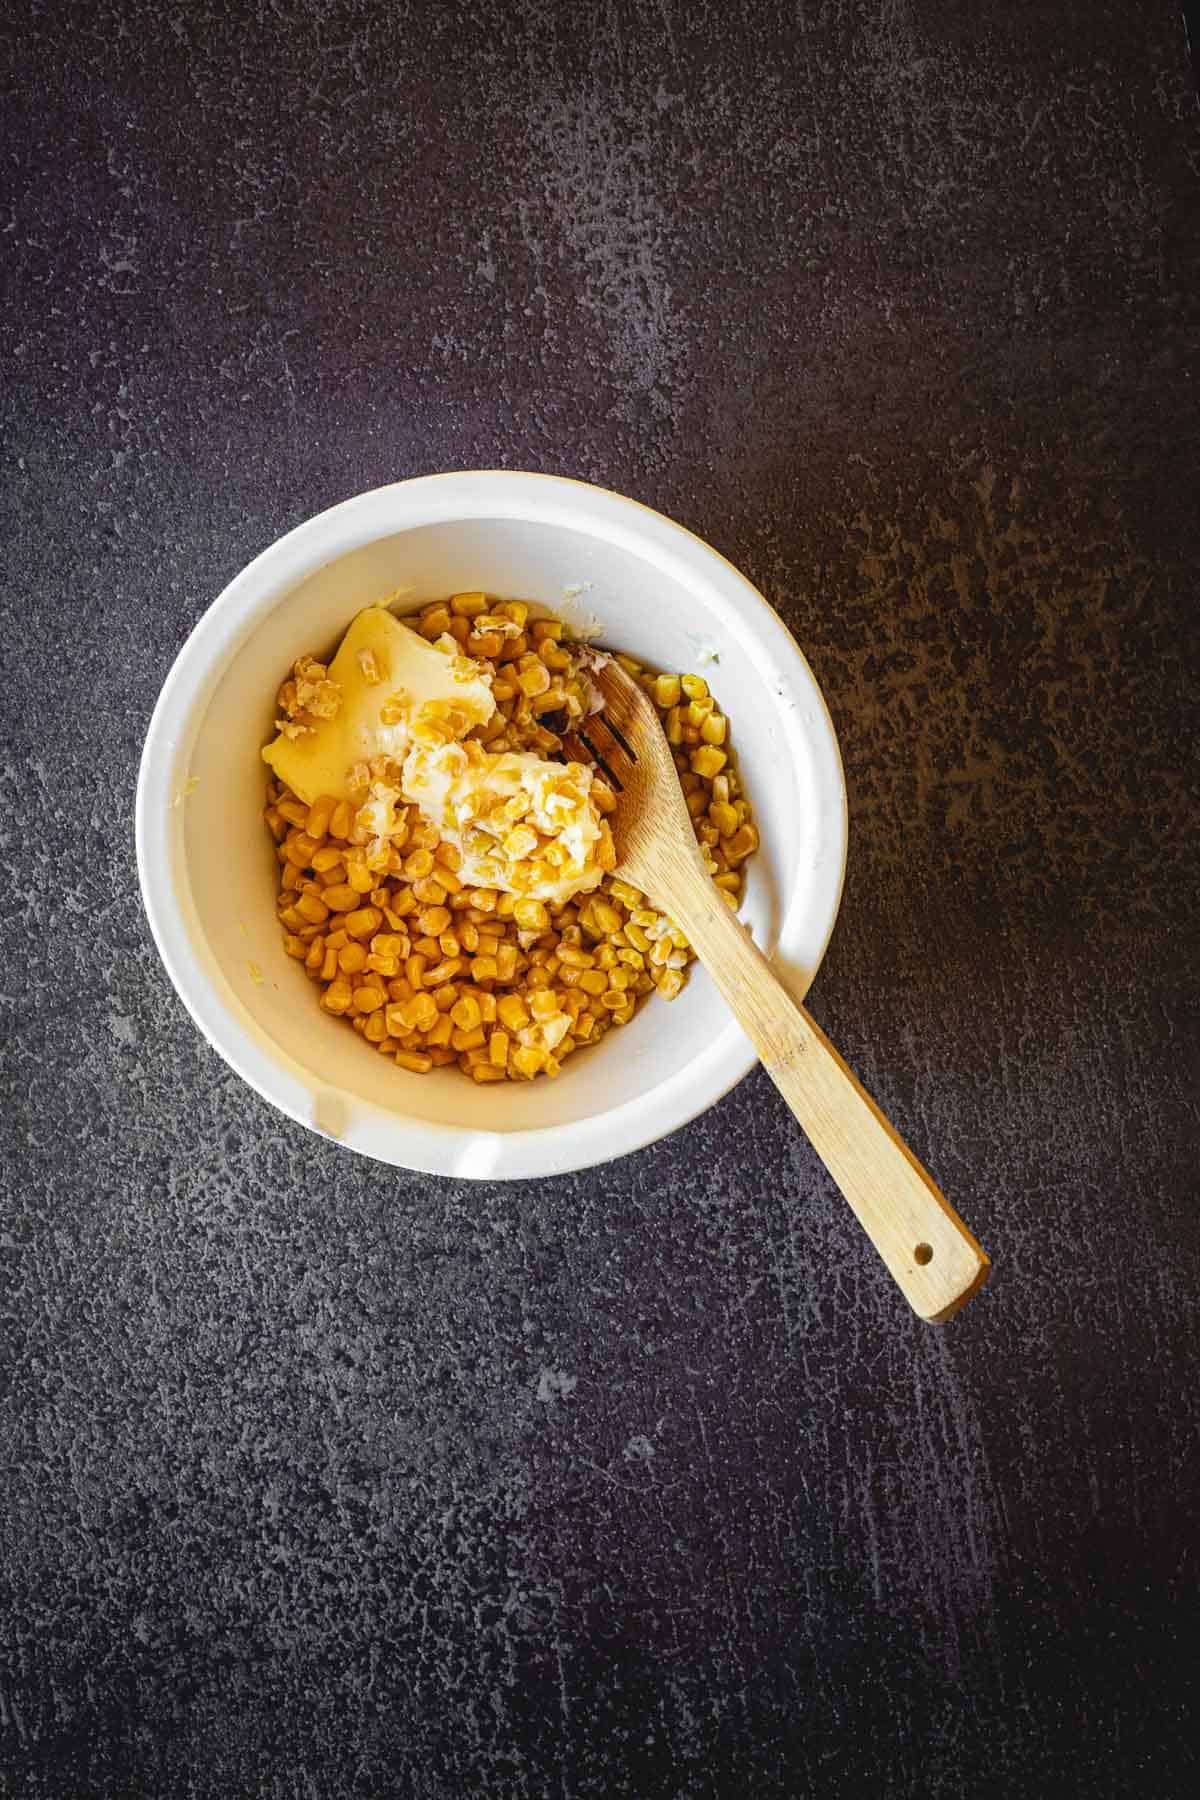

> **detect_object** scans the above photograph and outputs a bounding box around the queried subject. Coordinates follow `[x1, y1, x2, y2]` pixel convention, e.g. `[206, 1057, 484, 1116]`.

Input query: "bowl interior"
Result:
[172, 509, 840, 1160]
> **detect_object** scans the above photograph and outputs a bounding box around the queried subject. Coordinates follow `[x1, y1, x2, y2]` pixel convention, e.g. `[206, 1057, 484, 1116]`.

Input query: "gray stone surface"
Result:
[2, 2, 1198, 1795]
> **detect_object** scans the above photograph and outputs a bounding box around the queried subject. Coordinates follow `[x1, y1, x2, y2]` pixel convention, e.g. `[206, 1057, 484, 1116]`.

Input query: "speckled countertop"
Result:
[3, 3, 1199, 1796]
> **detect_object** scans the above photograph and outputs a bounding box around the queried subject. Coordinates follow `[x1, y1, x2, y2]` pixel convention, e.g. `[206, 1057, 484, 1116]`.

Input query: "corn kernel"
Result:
[294, 891, 329, 926]
[556, 945, 594, 969]
[608, 879, 642, 909]
[345, 861, 376, 895]
[497, 993, 530, 1031]
[343, 906, 382, 941]
[419, 603, 452, 636]
[680, 673, 709, 701]
[691, 748, 727, 783]
[451, 994, 483, 1032]
[514, 897, 550, 932]
[425, 957, 464, 987]
[724, 823, 759, 863]
[284, 831, 321, 868]
[653, 673, 681, 709]
[450, 590, 488, 617]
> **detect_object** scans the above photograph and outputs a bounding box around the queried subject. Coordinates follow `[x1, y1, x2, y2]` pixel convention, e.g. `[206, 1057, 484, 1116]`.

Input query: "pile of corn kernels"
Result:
[264, 595, 759, 1083]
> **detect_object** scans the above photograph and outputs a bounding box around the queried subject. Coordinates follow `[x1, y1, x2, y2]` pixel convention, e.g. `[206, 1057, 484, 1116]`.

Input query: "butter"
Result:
[262, 606, 495, 805]
[403, 742, 606, 903]
[263, 603, 612, 905]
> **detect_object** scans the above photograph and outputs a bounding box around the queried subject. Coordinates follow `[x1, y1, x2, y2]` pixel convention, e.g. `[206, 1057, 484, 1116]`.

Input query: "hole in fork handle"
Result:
[575, 728, 624, 792]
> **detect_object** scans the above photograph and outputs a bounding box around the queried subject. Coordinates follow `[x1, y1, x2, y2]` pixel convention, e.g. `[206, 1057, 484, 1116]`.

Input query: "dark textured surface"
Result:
[3, 2, 1199, 1795]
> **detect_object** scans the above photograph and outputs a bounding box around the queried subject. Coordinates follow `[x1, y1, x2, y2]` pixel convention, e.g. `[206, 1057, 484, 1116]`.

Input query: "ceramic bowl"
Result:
[136, 472, 846, 1177]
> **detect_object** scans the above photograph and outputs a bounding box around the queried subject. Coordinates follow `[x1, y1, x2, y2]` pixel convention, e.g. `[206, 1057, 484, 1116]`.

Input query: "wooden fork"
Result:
[573, 661, 990, 1322]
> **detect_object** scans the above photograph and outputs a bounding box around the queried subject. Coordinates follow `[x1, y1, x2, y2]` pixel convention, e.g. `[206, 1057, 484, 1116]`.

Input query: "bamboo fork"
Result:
[573, 661, 990, 1322]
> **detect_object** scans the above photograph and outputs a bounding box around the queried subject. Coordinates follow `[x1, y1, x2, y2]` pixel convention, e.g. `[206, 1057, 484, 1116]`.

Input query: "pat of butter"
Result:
[262, 607, 495, 805]
[404, 743, 605, 903]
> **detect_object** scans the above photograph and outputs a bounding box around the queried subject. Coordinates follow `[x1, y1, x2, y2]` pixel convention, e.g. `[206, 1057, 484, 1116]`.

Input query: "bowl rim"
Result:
[135, 471, 847, 1179]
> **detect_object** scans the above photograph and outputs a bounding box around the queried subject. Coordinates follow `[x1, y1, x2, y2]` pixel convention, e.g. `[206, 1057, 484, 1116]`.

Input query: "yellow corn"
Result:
[514, 897, 550, 932]
[344, 906, 383, 941]
[275, 608, 758, 1087]
[516, 662, 551, 698]
[608, 879, 642, 909]
[294, 891, 329, 926]
[425, 957, 464, 987]
[451, 994, 482, 1032]
[724, 823, 759, 863]
[497, 993, 530, 1031]
[690, 746, 726, 780]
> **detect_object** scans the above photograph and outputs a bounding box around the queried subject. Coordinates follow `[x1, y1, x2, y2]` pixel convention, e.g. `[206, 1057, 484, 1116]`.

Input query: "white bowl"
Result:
[136, 473, 846, 1179]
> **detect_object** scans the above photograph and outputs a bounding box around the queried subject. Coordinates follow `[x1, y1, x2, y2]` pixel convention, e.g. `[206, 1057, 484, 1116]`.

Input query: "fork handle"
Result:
[658, 861, 989, 1320]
